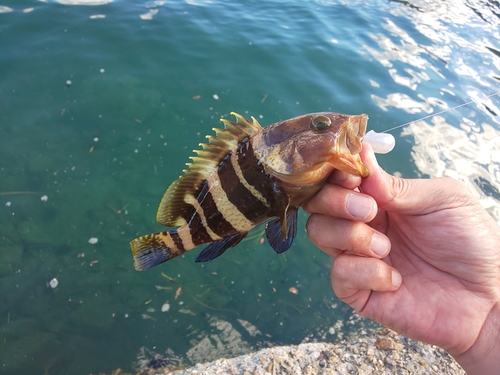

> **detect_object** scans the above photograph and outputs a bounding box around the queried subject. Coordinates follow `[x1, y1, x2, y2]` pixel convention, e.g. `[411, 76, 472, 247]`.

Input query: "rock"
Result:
[419, 359, 428, 366]
[378, 327, 391, 335]
[384, 356, 395, 366]
[126, 328, 465, 375]
[375, 337, 404, 351]
[266, 361, 273, 372]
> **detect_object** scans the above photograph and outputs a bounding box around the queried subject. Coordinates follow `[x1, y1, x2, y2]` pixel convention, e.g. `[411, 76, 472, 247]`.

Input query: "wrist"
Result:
[453, 302, 500, 374]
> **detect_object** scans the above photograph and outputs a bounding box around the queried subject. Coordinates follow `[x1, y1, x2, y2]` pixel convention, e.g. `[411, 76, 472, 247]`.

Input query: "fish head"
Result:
[254, 112, 369, 185]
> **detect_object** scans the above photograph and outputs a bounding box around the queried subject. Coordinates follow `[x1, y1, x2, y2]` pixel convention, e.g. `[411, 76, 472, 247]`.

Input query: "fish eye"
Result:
[310, 115, 332, 131]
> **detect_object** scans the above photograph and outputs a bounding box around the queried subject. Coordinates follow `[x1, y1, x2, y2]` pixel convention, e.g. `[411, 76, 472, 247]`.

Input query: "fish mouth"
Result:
[334, 153, 369, 177]
[346, 114, 368, 155]
[329, 114, 369, 177]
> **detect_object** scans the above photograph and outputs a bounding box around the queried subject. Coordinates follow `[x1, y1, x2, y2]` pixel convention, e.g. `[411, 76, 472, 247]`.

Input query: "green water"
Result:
[1, 0, 499, 374]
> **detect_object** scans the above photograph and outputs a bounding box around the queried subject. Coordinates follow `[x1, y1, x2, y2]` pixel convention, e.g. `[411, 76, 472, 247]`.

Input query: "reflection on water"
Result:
[55, 0, 113, 5]
[367, 0, 500, 106]
[185, 316, 258, 364]
[465, 0, 500, 25]
[402, 117, 500, 223]
[372, 93, 435, 114]
[365, 0, 500, 224]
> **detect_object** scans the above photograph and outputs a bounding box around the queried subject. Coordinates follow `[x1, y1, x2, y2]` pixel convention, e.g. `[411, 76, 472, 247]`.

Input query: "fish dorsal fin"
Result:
[156, 112, 262, 227]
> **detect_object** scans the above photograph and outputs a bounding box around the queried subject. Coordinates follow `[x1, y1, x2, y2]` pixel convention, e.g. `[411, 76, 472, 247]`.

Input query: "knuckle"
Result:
[389, 175, 411, 206]
[331, 255, 353, 281]
[347, 222, 371, 248]
[305, 215, 321, 241]
[371, 260, 388, 279]
[438, 177, 476, 206]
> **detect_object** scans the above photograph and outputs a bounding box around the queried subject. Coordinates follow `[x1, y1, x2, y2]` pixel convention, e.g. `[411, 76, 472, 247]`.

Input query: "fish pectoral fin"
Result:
[265, 208, 298, 254]
[195, 232, 247, 262]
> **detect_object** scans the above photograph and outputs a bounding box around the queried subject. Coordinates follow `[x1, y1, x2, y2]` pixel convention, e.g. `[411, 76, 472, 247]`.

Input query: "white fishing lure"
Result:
[363, 130, 395, 154]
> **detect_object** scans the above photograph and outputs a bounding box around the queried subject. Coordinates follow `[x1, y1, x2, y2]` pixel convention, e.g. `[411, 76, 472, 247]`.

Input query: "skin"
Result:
[303, 143, 500, 374]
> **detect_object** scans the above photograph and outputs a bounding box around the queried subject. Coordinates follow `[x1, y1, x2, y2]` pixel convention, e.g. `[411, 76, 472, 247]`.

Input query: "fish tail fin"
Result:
[130, 230, 186, 271]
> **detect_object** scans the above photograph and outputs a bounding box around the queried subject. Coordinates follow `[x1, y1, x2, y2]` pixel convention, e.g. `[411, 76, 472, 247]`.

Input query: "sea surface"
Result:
[1, 0, 499, 374]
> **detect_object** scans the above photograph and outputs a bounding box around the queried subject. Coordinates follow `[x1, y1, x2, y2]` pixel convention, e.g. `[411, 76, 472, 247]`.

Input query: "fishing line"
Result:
[381, 91, 500, 133]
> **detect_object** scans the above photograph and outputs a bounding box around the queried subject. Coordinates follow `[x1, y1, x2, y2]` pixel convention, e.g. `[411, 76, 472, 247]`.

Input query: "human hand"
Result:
[303, 144, 500, 374]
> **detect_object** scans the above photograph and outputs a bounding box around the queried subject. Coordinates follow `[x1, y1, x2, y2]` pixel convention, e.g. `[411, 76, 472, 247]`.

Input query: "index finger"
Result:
[303, 183, 378, 222]
[327, 169, 363, 190]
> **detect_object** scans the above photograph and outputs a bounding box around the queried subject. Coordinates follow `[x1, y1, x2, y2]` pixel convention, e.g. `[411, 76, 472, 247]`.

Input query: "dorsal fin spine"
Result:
[251, 117, 260, 128]
[193, 149, 211, 158]
[213, 128, 240, 139]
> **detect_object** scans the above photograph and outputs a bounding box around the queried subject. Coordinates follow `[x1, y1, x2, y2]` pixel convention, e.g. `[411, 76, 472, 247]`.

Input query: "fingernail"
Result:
[391, 270, 402, 289]
[370, 233, 390, 257]
[368, 146, 379, 168]
[346, 194, 374, 220]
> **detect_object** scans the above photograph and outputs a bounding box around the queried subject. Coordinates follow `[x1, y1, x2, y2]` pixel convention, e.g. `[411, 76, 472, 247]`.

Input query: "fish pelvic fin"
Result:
[265, 208, 298, 254]
[130, 230, 187, 271]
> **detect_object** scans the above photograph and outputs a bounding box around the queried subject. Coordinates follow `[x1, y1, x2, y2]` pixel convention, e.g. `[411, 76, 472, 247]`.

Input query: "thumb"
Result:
[359, 143, 458, 215]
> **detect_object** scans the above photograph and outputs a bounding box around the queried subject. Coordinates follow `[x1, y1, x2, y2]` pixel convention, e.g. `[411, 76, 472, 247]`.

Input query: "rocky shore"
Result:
[106, 327, 465, 375]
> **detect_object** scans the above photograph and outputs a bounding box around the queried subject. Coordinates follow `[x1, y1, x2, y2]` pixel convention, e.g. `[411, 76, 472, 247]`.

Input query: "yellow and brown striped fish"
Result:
[130, 112, 369, 271]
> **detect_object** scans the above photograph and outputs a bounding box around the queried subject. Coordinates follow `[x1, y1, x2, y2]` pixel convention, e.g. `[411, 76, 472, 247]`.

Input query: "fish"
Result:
[130, 112, 369, 271]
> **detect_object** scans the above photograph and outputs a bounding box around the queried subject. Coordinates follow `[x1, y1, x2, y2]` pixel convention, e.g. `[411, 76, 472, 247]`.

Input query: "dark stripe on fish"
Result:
[240, 141, 277, 205]
[219, 151, 270, 223]
[190, 179, 238, 239]
[187, 210, 214, 246]
[202, 190, 237, 237]
[170, 230, 186, 253]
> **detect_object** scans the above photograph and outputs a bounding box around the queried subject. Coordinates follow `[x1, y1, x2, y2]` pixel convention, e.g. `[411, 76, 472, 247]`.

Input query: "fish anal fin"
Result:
[265, 209, 298, 254]
[195, 232, 247, 262]
[156, 113, 262, 227]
